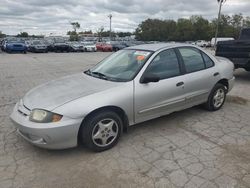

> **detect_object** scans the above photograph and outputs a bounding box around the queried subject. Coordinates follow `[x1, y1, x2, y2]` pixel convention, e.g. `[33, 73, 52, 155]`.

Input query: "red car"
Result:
[96, 43, 113, 52]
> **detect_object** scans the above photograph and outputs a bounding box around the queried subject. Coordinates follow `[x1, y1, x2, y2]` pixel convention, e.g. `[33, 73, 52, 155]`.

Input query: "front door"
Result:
[134, 48, 186, 123]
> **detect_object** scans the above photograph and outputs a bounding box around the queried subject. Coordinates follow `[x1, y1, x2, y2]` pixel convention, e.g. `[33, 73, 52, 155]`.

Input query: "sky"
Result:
[0, 0, 250, 36]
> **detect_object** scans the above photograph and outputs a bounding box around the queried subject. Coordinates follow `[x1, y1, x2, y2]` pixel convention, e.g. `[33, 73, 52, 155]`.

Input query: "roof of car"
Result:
[126, 42, 194, 52]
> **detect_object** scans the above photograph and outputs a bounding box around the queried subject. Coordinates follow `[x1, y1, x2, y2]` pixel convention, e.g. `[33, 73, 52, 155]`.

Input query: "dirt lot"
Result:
[0, 52, 250, 188]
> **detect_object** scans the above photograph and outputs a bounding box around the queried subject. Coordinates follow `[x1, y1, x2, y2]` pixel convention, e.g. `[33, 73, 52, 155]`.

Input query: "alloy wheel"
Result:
[91, 118, 118, 147]
[213, 88, 225, 108]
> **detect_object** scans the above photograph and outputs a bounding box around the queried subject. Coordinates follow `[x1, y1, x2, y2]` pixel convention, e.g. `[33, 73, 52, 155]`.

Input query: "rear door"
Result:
[176, 47, 219, 106]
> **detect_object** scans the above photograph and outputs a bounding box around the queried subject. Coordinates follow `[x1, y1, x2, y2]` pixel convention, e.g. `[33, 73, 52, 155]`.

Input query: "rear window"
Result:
[202, 52, 214, 68]
[179, 47, 205, 73]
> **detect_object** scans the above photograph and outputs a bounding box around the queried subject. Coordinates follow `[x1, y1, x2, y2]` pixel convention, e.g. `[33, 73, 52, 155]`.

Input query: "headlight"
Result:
[29, 109, 63, 123]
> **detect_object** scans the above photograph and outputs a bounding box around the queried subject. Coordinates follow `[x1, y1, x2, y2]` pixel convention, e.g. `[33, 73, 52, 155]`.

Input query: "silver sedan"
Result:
[10, 43, 235, 151]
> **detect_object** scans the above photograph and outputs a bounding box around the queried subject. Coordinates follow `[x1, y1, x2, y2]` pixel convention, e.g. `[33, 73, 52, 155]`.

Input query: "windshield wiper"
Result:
[84, 69, 109, 80]
[84, 69, 126, 82]
[91, 71, 109, 80]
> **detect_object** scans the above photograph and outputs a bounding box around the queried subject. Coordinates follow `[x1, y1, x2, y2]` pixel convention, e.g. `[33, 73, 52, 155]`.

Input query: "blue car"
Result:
[4, 41, 27, 53]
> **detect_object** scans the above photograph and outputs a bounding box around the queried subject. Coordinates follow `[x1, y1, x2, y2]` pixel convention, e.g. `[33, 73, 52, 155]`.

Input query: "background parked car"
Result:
[216, 28, 250, 71]
[3, 39, 27, 53]
[29, 40, 48, 53]
[109, 42, 127, 52]
[44, 41, 55, 52]
[211, 37, 234, 47]
[25, 40, 32, 51]
[67, 42, 84, 52]
[53, 42, 71, 53]
[96, 43, 113, 52]
[195, 40, 207, 47]
[81, 42, 97, 52]
[0, 40, 4, 51]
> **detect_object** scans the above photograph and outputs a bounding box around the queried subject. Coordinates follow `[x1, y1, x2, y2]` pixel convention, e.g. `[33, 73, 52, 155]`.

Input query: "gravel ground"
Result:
[0, 51, 250, 188]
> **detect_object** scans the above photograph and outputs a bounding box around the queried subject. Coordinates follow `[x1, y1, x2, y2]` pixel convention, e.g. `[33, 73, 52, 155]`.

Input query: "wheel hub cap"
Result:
[92, 118, 118, 147]
[213, 88, 225, 108]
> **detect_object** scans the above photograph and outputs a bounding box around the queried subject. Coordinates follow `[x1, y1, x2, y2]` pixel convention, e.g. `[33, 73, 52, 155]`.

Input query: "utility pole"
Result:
[108, 14, 112, 41]
[214, 0, 226, 48]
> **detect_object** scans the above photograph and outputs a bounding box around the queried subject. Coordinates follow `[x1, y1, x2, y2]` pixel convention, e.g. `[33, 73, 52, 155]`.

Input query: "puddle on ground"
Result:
[226, 95, 249, 105]
[222, 142, 250, 162]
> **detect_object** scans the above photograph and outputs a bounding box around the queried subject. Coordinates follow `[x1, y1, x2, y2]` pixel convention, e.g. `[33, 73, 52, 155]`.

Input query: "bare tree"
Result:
[97, 26, 104, 42]
[70, 22, 80, 32]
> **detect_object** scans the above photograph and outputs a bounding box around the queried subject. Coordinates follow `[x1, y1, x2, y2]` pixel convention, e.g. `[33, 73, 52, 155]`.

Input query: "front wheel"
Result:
[204, 83, 226, 111]
[80, 111, 122, 152]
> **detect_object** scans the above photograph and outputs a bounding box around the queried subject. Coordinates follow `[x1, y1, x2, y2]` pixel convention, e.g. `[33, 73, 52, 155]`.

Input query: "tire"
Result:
[245, 68, 250, 72]
[204, 83, 226, 111]
[80, 111, 122, 152]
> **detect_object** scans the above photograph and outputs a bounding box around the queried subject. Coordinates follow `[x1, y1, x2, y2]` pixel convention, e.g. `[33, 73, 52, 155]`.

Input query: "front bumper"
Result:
[10, 102, 82, 149]
[7, 47, 26, 52]
[33, 48, 47, 52]
[86, 47, 96, 52]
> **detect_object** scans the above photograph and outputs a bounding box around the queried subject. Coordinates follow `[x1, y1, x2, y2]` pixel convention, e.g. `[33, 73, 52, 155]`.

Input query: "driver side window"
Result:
[145, 49, 181, 80]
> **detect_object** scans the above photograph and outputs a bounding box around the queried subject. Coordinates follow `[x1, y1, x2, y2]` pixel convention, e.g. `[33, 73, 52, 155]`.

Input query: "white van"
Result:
[211, 37, 234, 47]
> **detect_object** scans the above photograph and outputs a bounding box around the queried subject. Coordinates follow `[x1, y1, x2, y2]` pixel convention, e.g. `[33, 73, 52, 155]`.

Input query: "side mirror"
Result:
[140, 73, 160, 84]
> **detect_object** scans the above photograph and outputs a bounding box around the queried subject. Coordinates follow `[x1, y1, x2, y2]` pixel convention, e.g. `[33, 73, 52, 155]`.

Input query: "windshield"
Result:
[85, 42, 95, 45]
[86, 49, 152, 82]
[32, 41, 42, 45]
[7, 39, 24, 44]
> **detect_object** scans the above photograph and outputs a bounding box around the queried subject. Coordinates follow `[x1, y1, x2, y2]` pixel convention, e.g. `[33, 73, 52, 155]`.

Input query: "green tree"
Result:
[190, 16, 210, 40]
[67, 22, 81, 41]
[164, 20, 177, 41]
[135, 19, 176, 41]
[230, 14, 244, 38]
[67, 31, 79, 41]
[79, 30, 93, 35]
[243, 16, 250, 27]
[70, 22, 80, 32]
[0, 31, 6, 38]
[134, 14, 249, 41]
[17, 32, 29, 37]
[97, 26, 104, 41]
[117, 32, 132, 37]
[175, 18, 194, 41]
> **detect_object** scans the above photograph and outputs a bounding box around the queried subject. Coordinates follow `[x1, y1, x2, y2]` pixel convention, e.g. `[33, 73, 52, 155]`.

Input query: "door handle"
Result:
[176, 82, 184, 87]
[213, 72, 220, 77]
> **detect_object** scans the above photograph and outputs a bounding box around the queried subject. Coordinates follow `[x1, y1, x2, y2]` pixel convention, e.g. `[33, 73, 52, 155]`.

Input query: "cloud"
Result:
[0, 0, 249, 35]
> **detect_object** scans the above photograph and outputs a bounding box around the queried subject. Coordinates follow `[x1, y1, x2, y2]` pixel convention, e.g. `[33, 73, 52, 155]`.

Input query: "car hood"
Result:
[23, 73, 121, 111]
[85, 45, 95, 48]
[72, 45, 82, 48]
[54, 43, 67, 46]
[8, 42, 25, 46]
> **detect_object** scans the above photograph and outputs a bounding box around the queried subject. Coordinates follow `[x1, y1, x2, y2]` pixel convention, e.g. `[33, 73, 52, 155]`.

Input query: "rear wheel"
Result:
[204, 83, 226, 111]
[80, 111, 122, 152]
